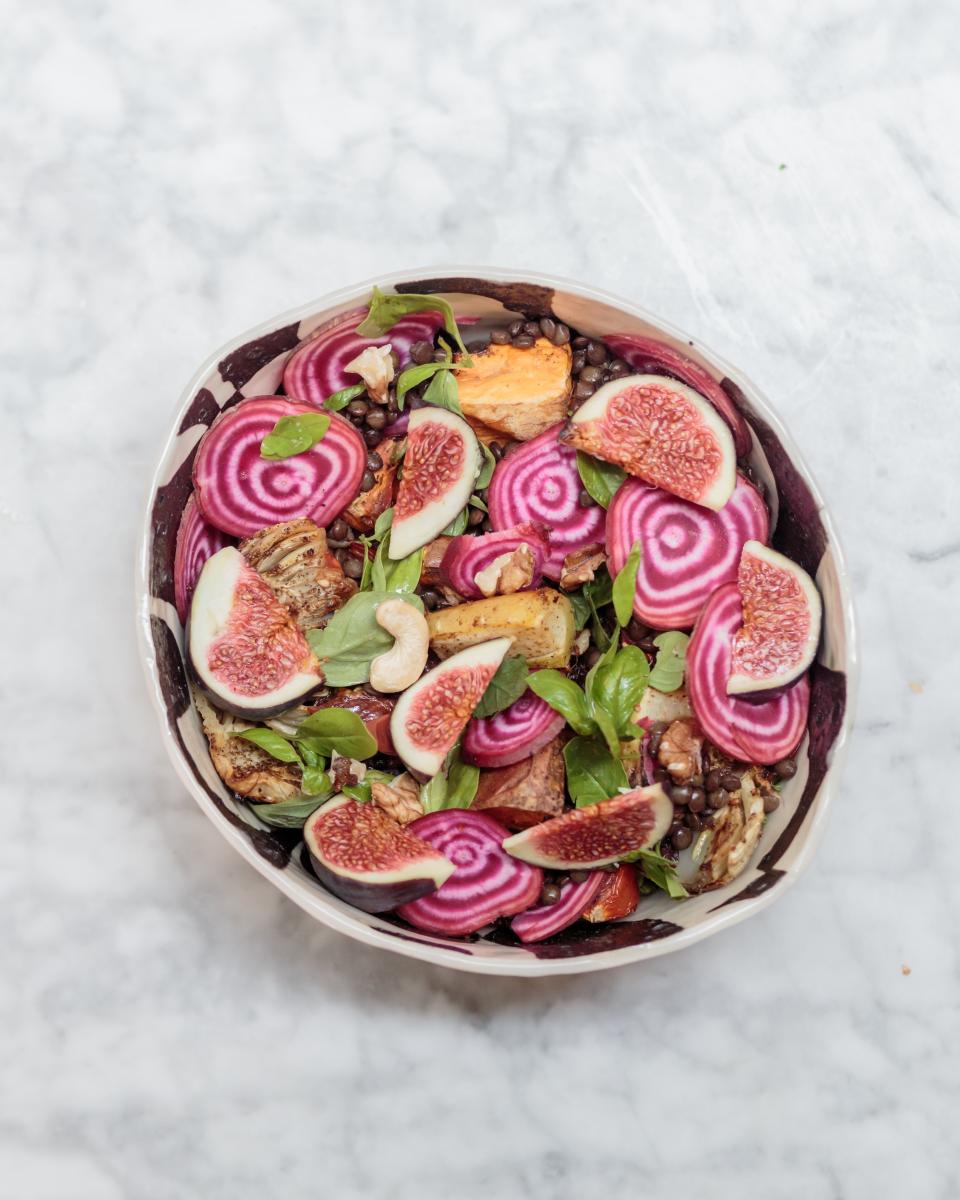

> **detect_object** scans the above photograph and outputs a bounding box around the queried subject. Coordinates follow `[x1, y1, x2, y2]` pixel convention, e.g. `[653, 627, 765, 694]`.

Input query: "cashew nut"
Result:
[368, 599, 429, 693]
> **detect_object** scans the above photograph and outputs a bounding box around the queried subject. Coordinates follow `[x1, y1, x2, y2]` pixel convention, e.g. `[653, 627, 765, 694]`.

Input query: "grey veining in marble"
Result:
[2, 0, 959, 1196]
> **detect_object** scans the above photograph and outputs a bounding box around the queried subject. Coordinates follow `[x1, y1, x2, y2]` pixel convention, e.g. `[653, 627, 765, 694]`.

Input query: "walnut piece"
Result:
[559, 544, 606, 590]
[473, 544, 536, 597]
[372, 774, 424, 825]
[344, 344, 394, 403]
[657, 718, 703, 784]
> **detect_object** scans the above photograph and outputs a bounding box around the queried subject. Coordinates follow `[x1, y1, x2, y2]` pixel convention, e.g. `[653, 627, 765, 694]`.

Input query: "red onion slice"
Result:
[603, 333, 751, 456]
[462, 690, 566, 768]
[606, 475, 769, 630]
[394, 811, 544, 936]
[686, 583, 810, 764]
[439, 523, 550, 599]
[193, 397, 366, 538]
[283, 307, 443, 406]
[487, 423, 606, 580]
[510, 873, 604, 943]
[173, 494, 231, 623]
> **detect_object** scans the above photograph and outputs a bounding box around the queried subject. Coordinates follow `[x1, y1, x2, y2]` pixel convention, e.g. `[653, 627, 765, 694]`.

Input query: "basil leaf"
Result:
[294, 709, 378, 760]
[373, 506, 394, 540]
[260, 412, 331, 460]
[307, 591, 424, 686]
[527, 670, 596, 736]
[473, 656, 529, 719]
[612, 539, 642, 628]
[395, 359, 454, 409]
[590, 705, 622, 757]
[569, 588, 592, 632]
[468, 495, 488, 513]
[341, 781, 372, 803]
[648, 631, 691, 693]
[232, 728, 302, 764]
[249, 795, 327, 829]
[300, 767, 333, 797]
[584, 628, 620, 701]
[371, 529, 423, 592]
[423, 366, 462, 416]
[623, 845, 688, 898]
[323, 383, 367, 412]
[583, 569, 614, 647]
[442, 508, 469, 536]
[576, 451, 626, 508]
[476, 442, 497, 491]
[356, 286, 471, 358]
[419, 771, 448, 814]
[592, 645, 650, 739]
[563, 736, 629, 806]
[445, 753, 480, 810]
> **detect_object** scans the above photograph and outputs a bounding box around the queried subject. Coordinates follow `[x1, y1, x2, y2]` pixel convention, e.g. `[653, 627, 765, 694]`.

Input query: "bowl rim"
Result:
[135, 264, 858, 976]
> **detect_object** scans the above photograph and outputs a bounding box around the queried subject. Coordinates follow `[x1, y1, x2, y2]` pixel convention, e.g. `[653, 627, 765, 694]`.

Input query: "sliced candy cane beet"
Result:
[603, 333, 752, 457]
[487, 423, 606, 580]
[605, 475, 769, 630]
[282, 307, 443, 406]
[462, 690, 567, 768]
[728, 541, 822, 696]
[563, 375, 737, 511]
[439, 523, 550, 599]
[394, 811, 544, 936]
[686, 583, 810, 764]
[389, 408, 482, 560]
[174, 494, 231, 623]
[510, 873, 604, 943]
[192, 397, 366, 538]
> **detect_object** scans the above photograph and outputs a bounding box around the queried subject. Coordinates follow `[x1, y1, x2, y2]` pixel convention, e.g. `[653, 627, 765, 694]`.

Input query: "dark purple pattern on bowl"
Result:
[218, 322, 301, 389]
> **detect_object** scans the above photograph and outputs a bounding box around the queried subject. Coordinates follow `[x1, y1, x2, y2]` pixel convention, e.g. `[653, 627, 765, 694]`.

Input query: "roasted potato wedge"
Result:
[456, 338, 572, 442]
[426, 588, 575, 668]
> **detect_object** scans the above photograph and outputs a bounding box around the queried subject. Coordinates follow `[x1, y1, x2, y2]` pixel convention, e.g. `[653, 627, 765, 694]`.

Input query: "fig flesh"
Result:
[686, 582, 810, 764]
[502, 785, 673, 870]
[728, 540, 822, 696]
[304, 795, 454, 913]
[390, 638, 512, 777]
[188, 546, 322, 719]
[563, 375, 736, 511]
[389, 407, 481, 559]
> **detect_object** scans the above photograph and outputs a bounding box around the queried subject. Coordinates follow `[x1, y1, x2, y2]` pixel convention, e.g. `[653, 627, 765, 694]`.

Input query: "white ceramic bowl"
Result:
[136, 267, 857, 976]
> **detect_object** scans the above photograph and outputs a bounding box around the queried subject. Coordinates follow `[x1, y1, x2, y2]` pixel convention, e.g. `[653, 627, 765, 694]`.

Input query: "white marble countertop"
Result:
[4, 1, 958, 1196]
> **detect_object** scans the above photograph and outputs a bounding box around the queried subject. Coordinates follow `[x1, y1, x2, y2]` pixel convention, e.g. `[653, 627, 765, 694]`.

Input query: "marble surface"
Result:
[3, 0, 958, 1196]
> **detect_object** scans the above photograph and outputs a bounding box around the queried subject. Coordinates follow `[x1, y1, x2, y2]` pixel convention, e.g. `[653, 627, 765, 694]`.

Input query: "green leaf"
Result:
[581, 569, 614, 645]
[249, 795, 327, 829]
[445, 752, 480, 810]
[476, 442, 497, 491]
[468, 495, 488, 513]
[648, 631, 691, 694]
[590, 705, 622, 757]
[576, 451, 626, 508]
[232, 728, 302, 764]
[473, 655, 529, 719]
[395, 358, 455, 410]
[341, 781, 372, 803]
[294, 709, 378, 760]
[592, 645, 651, 739]
[584, 628, 620, 700]
[623, 845, 688, 898]
[373, 506, 394, 540]
[441, 508, 469, 536]
[306, 591, 424, 687]
[612, 539, 643, 627]
[527, 670, 596, 736]
[419, 771, 448, 814]
[300, 766, 333, 797]
[375, 536, 423, 592]
[423, 366, 462, 415]
[563, 736, 629, 806]
[323, 383, 367, 412]
[260, 412, 331, 460]
[356, 286, 471, 359]
[569, 587, 592, 632]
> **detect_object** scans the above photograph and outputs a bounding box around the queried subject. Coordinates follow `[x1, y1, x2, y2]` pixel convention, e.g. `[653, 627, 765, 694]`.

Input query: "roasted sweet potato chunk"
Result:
[471, 738, 566, 830]
[456, 338, 572, 442]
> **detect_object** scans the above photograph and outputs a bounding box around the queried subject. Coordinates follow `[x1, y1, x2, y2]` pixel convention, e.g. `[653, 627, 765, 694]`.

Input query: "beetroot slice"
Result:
[510, 873, 604, 943]
[192, 397, 366, 538]
[603, 333, 751, 457]
[462, 690, 567, 768]
[487, 423, 605, 580]
[605, 475, 769, 630]
[394, 811, 544, 936]
[686, 583, 810, 764]
[283, 307, 443, 406]
[440, 523, 550, 599]
[173, 494, 231, 623]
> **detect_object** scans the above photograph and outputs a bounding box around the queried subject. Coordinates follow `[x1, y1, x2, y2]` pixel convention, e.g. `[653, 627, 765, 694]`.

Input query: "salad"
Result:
[177, 287, 822, 944]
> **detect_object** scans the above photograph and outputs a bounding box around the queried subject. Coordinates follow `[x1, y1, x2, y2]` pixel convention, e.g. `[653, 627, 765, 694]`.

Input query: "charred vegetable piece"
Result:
[580, 864, 641, 923]
[455, 337, 572, 442]
[343, 437, 405, 535]
[394, 811, 544, 936]
[426, 589, 575, 670]
[563, 376, 736, 512]
[304, 795, 454, 913]
[470, 737, 567, 830]
[193, 689, 300, 803]
[239, 519, 356, 632]
[188, 547, 323, 719]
